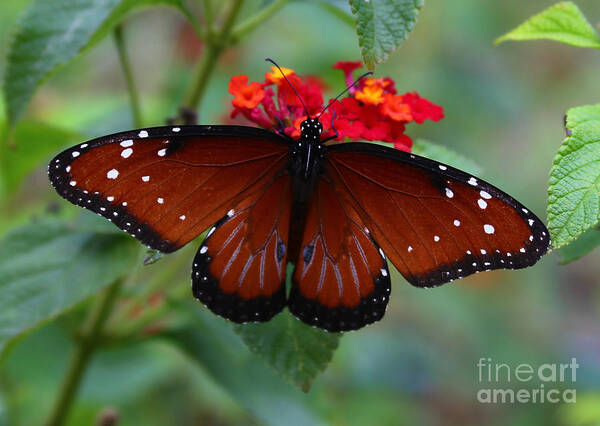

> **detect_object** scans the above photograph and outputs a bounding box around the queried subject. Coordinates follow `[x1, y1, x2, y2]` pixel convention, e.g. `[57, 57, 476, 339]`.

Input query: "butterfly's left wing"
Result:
[49, 125, 294, 323]
[192, 164, 292, 323]
[48, 125, 290, 253]
[325, 142, 550, 288]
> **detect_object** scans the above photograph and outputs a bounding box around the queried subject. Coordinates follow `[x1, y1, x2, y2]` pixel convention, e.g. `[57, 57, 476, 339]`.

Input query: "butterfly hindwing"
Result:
[288, 171, 391, 332]
[326, 143, 550, 288]
[192, 164, 292, 323]
[48, 125, 290, 253]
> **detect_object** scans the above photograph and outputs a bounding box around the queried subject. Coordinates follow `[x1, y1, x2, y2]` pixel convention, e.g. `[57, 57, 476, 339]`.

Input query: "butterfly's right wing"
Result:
[288, 168, 391, 332]
[325, 143, 550, 288]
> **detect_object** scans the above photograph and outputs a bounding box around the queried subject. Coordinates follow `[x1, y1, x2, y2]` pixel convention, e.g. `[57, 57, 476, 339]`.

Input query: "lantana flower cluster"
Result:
[227, 61, 443, 151]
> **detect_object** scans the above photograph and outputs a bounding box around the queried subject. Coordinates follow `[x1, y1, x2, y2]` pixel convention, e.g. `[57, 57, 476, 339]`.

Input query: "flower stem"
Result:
[45, 279, 124, 426]
[114, 23, 143, 128]
[182, 0, 244, 111]
[231, 0, 290, 41]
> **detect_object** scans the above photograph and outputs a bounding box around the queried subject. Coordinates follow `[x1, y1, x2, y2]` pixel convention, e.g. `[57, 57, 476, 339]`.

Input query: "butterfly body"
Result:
[49, 121, 549, 332]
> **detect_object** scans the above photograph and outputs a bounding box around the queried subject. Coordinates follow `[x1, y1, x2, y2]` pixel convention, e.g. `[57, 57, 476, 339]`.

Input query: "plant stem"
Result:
[114, 24, 143, 128]
[203, 0, 214, 36]
[45, 279, 124, 426]
[182, 0, 244, 111]
[231, 0, 290, 41]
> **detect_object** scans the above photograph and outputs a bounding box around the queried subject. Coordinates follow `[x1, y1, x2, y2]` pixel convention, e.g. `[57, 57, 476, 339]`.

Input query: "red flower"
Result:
[333, 60, 363, 91]
[354, 78, 390, 106]
[227, 61, 444, 152]
[400, 92, 444, 124]
[380, 94, 413, 122]
[228, 75, 265, 109]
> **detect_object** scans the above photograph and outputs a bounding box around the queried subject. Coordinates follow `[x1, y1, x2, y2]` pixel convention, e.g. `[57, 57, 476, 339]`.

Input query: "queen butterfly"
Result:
[48, 67, 549, 332]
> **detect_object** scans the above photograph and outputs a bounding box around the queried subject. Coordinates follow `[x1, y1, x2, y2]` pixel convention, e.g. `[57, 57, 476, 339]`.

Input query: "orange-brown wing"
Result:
[192, 165, 292, 323]
[326, 143, 550, 288]
[48, 125, 289, 252]
[288, 171, 391, 332]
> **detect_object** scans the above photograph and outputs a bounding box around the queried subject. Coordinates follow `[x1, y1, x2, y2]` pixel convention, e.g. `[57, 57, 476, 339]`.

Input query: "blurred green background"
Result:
[1, 1, 600, 425]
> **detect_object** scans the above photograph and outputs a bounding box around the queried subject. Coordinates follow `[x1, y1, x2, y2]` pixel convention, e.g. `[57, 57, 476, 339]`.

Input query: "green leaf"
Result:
[0, 216, 140, 353]
[495, 2, 600, 48]
[558, 225, 600, 264]
[164, 303, 325, 426]
[412, 139, 482, 175]
[234, 312, 340, 392]
[0, 120, 79, 197]
[349, 0, 423, 69]
[4, 0, 195, 128]
[548, 104, 600, 249]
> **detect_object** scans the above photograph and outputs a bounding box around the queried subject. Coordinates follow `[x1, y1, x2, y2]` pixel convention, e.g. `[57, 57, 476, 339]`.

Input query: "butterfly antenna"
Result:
[265, 58, 310, 117]
[317, 71, 373, 117]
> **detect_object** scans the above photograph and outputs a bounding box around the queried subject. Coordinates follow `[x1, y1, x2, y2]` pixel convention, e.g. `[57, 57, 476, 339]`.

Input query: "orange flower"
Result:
[265, 66, 295, 85]
[354, 78, 389, 105]
[228, 75, 265, 109]
[380, 94, 413, 122]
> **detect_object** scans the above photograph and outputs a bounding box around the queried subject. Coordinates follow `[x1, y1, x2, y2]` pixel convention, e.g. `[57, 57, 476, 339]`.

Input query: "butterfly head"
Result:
[300, 117, 322, 142]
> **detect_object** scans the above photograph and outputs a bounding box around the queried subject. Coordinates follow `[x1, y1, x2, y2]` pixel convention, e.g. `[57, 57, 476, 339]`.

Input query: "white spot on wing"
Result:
[80, 144, 88, 148]
[445, 188, 454, 198]
[172, 127, 181, 132]
[200, 246, 208, 254]
[72, 151, 80, 158]
[69, 180, 76, 186]
[120, 139, 133, 147]
[434, 235, 440, 242]
[121, 148, 133, 158]
[107, 169, 119, 179]
[157, 197, 164, 204]
[468, 177, 478, 186]
[66, 166, 71, 173]
[157, 148, 167, 157]
[453, 219, 461, 226]
[179, 215, 186, 220]
[480, 190, 492, 199]
[142, 175, 150, 182]
[528, 219, 534, 226]
[520, 247, 526, 253]
[480, 249, 487, 254]
[408, 246, 413, 252]
[138, 130, 149, 138]
[483, 224, 495, 234]
[438, 164, 447, 170]
[478, 199, 487, 209]
[107, 196, 114, 201]
[227, 209, 234, 217]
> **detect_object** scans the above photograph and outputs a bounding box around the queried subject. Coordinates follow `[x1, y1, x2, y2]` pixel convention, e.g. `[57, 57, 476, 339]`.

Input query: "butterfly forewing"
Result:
[326, 143, 550, 287]
[48, 126, 290, 253]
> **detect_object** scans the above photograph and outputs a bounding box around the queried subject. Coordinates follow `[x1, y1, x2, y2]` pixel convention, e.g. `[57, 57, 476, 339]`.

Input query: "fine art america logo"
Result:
[476, 358, 578, 404]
